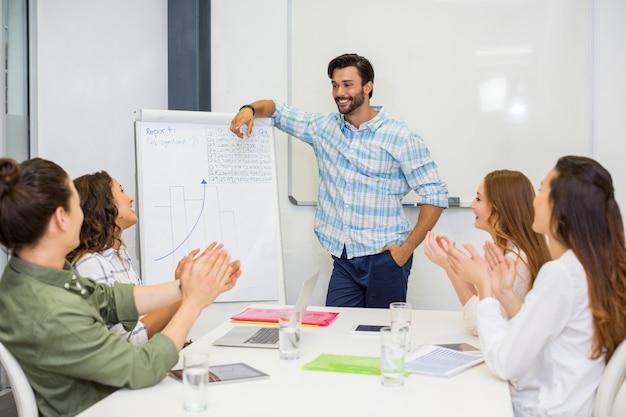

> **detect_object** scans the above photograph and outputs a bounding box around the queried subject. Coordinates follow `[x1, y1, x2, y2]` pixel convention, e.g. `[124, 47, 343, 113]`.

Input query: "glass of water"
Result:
[380, 326, 407, 386]
[183, 352, 209, 412]
[278, 308, 302, 360]
[390, 301, 412, 352]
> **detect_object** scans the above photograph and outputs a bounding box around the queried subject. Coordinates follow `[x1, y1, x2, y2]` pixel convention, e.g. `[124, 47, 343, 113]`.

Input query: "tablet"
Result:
[436, 343, 479, 352]
[169, 362, 269, 384]
[350, 324, 386, 334]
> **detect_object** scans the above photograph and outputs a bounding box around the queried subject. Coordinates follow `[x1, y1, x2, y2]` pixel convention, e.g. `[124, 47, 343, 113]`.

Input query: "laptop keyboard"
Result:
[245, 327, 279, 345]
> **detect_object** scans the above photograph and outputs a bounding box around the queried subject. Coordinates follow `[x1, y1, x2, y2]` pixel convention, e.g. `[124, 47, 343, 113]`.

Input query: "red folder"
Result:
[230, 308, 339, 327]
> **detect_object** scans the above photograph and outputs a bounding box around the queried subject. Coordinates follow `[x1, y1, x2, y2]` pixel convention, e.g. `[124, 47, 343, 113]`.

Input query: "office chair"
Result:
[0, 342, 38, 417]
[594, 341, 626, 417]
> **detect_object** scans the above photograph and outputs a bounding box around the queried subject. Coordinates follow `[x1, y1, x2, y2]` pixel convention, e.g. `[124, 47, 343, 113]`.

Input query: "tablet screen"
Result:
[436, 343, 479, 352]
[169, 362, 269, 384]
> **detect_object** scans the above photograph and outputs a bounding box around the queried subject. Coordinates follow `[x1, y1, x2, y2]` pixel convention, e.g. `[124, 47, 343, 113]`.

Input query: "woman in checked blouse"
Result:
[68, 171, 209, 345]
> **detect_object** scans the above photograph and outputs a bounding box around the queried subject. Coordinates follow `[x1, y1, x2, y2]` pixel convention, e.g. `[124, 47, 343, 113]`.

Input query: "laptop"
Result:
[212, 272, 319, 349]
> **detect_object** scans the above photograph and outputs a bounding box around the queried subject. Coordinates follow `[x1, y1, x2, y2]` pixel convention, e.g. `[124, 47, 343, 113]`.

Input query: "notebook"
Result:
[230, 308, 338, 327]
[212, 272, 319, 349]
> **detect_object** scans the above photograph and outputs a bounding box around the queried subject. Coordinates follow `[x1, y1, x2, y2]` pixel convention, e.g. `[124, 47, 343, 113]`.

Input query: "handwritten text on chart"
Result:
[144, 124, 273, 184]
[144, 126, 199, 147]
[206, 127, 273, 184]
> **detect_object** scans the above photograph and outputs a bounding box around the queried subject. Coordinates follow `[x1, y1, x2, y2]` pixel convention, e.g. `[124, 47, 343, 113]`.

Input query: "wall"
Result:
[287, 0, 590, 207]
[29, 1, 626, 331]
[593, 0, 626, 210]
[29, 0, 168, 265]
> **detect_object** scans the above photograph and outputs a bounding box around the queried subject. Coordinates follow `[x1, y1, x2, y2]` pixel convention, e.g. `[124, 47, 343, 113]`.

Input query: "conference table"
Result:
[77, 305, 513, 417]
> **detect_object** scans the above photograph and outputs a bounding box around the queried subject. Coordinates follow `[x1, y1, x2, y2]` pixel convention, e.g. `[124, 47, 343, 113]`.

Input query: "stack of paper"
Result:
[404, 345, 484, 377]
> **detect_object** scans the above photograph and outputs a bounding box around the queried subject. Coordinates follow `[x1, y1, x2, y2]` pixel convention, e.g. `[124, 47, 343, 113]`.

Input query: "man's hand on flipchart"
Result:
[230, 109, 255, 139]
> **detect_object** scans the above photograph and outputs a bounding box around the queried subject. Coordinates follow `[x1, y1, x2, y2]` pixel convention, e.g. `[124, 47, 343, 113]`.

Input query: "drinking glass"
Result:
[278, 308, 302, 360]
[380, 326, 406, 386]
[390, 302, 412, 352]
[183, 353, 209, 412]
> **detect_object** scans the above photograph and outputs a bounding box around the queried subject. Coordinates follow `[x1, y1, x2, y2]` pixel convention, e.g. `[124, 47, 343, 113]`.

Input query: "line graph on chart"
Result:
[146, 181, 239, 266]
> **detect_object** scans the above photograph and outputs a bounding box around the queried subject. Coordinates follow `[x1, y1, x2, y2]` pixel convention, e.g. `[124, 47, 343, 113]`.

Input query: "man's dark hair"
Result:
[327, 53, 374, 99]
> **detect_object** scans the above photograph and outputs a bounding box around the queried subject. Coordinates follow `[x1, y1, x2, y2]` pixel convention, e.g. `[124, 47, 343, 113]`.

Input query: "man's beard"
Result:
[335, 88, 365, 115]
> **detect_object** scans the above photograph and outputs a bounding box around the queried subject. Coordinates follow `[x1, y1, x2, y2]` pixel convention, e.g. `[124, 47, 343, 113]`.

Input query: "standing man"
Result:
[230, 53, 448, 308]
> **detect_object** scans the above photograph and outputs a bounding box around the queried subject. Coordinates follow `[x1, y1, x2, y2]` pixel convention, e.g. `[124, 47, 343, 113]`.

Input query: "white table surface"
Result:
[77, 305, 513, 417]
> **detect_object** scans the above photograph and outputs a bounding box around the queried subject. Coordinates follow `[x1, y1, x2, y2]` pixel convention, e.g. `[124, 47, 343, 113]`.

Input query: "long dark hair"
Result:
[67, 171, 121, 263]
[0, 157, 71, 253]
[484, 170, 551, 288]
[550, 155, 626, 362]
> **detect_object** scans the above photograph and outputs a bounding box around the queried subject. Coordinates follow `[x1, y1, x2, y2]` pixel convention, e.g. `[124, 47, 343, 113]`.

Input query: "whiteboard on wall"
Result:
[288, 0, 590, 206]
[134, 109, 284, 302]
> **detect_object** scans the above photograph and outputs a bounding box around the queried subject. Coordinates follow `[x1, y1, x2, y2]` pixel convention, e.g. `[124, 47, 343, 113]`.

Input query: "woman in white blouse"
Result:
[424, 170, 551, 334]
[447, 156, 626, 417]
[67, 171, 216, 345]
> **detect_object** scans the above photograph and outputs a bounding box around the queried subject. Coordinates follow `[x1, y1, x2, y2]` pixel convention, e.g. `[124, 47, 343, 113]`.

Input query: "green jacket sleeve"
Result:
[80, 276, 140, 331]
[34, 280, 179, 389]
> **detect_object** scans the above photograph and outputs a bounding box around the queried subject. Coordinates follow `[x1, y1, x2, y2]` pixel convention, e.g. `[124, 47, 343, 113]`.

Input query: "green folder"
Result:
[302, 354, 381, 375]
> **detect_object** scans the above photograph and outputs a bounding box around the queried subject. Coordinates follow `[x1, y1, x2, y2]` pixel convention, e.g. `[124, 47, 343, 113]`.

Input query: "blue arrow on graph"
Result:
[155, 180, 207, 261]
